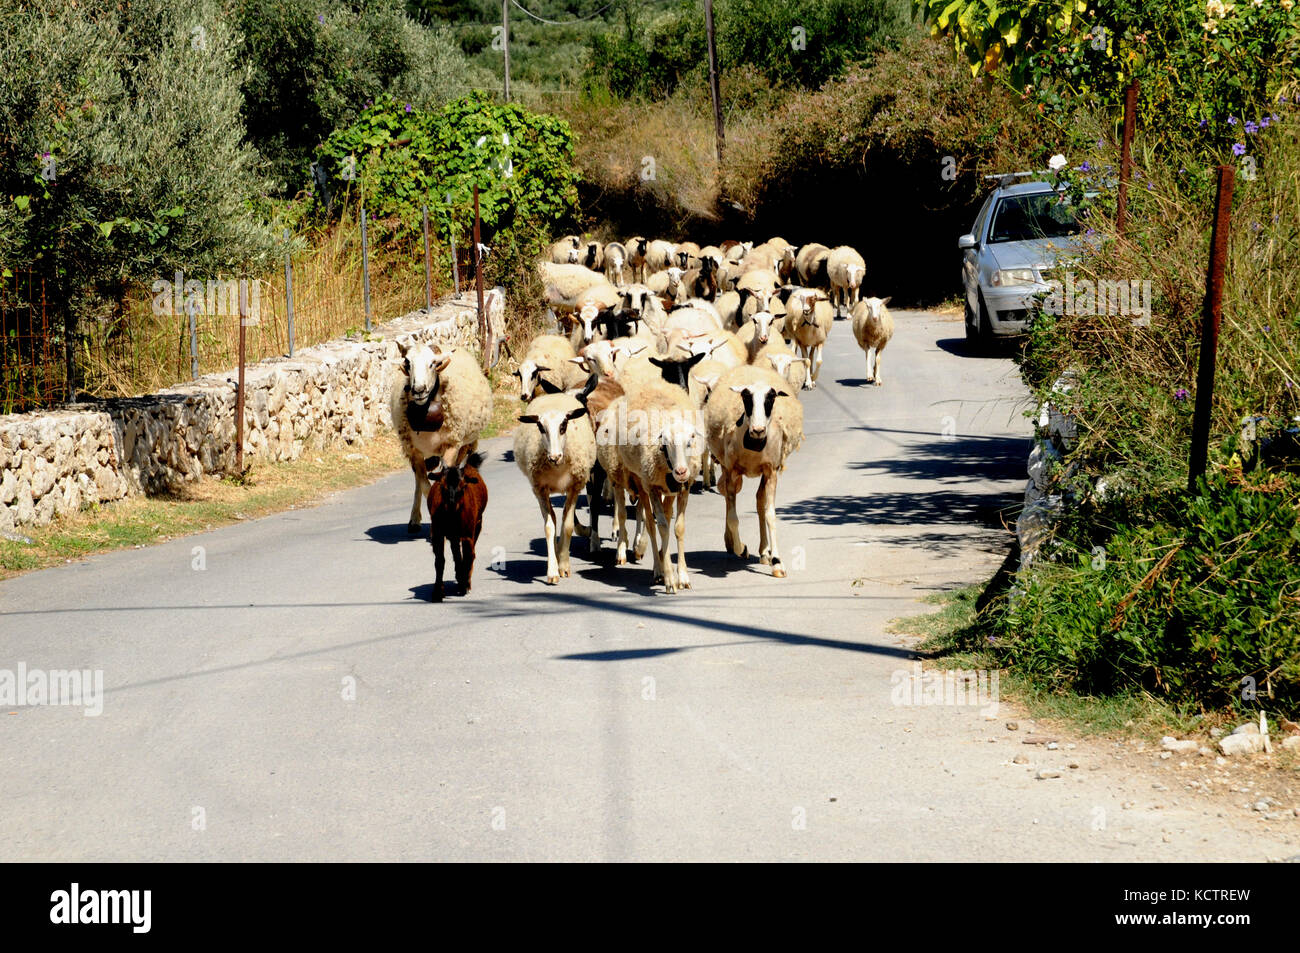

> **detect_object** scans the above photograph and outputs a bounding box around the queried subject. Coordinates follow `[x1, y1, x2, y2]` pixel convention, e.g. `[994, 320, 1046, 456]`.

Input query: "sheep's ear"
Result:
[730, 384, 748, 394]
[537, 377, 564, 394]
[432, 353, 452, 373]
[396, 337, 412, 357]
[686, 351, 706, 368]
[776, 390, 793, 399]
[568, 356, 588, 367]
[880, 296, 892, 306]
[533, 364, 550, 373]
[565, 405, 588, 421]
[649, 357, 668, 368]
[518, 414, 539, 424]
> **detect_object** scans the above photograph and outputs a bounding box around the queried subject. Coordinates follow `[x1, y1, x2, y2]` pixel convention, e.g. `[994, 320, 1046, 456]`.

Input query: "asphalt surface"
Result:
[2, 312, 1294, 861]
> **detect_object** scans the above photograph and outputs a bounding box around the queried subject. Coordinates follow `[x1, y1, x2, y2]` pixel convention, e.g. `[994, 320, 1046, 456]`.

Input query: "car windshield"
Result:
[987, 192, 1082, 243]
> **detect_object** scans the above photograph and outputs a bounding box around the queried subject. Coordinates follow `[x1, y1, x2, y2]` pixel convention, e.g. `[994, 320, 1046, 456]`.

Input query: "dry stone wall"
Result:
[0, 292, 501, 533]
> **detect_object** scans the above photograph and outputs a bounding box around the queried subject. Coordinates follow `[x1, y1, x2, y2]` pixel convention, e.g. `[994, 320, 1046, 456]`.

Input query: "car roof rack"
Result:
[983, 171, 1042, 187]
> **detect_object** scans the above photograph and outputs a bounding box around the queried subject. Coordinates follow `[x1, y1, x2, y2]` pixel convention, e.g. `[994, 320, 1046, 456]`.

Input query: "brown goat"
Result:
[427, 452, 488, 601]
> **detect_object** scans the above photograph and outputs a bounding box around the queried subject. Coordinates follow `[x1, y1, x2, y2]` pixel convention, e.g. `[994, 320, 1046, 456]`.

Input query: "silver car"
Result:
[959, 179, 1088, 346]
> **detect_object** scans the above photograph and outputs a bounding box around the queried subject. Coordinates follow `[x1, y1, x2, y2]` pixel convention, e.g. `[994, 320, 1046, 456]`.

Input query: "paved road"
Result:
[2, 313, 1293, 861]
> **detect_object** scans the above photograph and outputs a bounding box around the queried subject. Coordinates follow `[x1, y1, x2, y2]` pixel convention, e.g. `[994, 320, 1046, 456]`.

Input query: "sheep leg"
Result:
[865, 346, 875, 384]
[873, 341, 885, 386]
[650, 490, 676, 592]
[559, 486, 580, 578]
[613, 484, 629, 565]
[408, 454, 429, 533]
[637, 486, 662, 583]
[431, 531, 446, 602]
[631, 489, 649, 561]
[535, 489, 560, 584]
[764, 469, 786, 578]
[674, 488, 690, 590]
[812, 344, 823, 387]
[722, 469, 748, 559]
[587, 471, 603, 553]
[756, 477, 771, 564]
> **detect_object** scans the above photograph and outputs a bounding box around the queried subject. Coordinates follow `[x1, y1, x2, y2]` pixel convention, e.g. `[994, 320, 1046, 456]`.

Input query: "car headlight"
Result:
[991, 268, 1037, 287]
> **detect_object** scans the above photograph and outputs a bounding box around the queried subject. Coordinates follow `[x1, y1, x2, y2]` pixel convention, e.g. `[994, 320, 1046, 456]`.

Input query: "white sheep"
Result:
[517, 334, 584, 401]
[786, 293, 834, 389]
[736, 310, 785, 363]
[851, 296, 894, 386]
[390, 340, 492, 533]
[674, 240, 702, 270]
[625, 236, 649, 283]
[607, 378, 703, 591]
[645, 239, 677, 275]
[704, 364, 804, 576]
[827, 245, 867, 315]
[568, 280, 623, 350]
[646, 267, 685, 304]
[549, 235, 581, 264]
[603, 241, 628, 286]
[795, 243, 831, 288]
[514, 392, 596, 584]
[539, 261, 611, 326]
[762, 351, 809, 393]
[581, 240, 604, 272]
[734, 268, 780, 316]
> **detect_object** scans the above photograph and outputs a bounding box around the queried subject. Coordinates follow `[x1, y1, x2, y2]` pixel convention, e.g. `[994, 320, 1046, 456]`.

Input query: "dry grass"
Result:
[81, 205, 438, 399]
[0, 434, 409, 580]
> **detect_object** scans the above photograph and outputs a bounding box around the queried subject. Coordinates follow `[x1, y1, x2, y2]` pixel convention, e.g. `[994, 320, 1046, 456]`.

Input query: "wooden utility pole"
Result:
[705, 0, 724, 164]
[502, 0, 511, 103]
[1187, 165, 1234, 493]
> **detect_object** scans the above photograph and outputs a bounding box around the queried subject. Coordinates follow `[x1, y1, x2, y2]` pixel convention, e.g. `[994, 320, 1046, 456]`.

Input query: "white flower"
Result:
[1206, 0, 1227, 16]
[1048, 154, 1067, 172]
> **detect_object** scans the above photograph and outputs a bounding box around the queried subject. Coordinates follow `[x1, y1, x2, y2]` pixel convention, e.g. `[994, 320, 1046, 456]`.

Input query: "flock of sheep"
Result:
[390, 234, 894, 598]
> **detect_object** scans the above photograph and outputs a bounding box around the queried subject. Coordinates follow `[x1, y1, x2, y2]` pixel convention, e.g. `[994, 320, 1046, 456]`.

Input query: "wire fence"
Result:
[1, 272, 66, 415]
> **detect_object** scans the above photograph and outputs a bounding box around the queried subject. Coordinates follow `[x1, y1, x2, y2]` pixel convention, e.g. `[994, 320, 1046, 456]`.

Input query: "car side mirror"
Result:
[958, 234, 977, 250]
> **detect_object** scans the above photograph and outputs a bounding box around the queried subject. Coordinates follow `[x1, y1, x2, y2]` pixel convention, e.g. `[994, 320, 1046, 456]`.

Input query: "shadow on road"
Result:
[365, 523, 423, 544]
[935, 337, 1022, 359]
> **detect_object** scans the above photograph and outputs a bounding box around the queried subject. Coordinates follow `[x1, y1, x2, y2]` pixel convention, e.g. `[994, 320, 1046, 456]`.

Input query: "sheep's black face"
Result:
[650, 352, 705, 392]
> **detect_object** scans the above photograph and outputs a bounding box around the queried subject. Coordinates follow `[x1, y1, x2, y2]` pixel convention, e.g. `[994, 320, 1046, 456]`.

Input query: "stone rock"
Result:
[1281, 735, 1300, 751]
[1232, 722, 1260, 735]
[1161, 736, 1200, 753]
[1219, 733, 1265, 756]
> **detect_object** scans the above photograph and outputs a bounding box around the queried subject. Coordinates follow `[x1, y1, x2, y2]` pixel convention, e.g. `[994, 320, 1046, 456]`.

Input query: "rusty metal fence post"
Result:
[284, 228, 295, 357]
[360, 205, 372, 333]
[473, 186, 487, 373]
[187, 298, 199, 380]
[1116, 80, 1139, 238]
[422, 204, 433, 312]
[1187, 164, 1235, 493]
[236, 281, 247, 474]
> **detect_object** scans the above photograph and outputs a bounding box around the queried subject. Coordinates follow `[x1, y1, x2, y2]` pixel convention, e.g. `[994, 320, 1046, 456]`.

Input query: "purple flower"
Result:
[1174, 388, 1190, 401]
[1260, 117, 1271, 129]
[1251, 221, 1262, 231]
[1079, 161, 1091, 172]
[1097, 138, 1105, 149]
[1264, 324, 1271, 333]
[1085, 228, 1097, 237]
[1245, 120, 1259, 134]
[1232, 142, 1247, 156]
[1228, 116, 1237, 126]
[1179, 167, 1186, 174]
[1198, 119, 1208, 128]
[1269, 113, 1280, 124]
[405, 103, 413, 113]
[317, 13, 324, 22]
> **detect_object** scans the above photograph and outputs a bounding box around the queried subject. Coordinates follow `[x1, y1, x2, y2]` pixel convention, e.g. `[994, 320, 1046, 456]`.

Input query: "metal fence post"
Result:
[284, 228, 295, 357]
[448, 192, 461, 296]
[361, 205, 372, 332]
[1187, 164, 1234, 493]
[422, 204, 432, 311]
[473, 186, 486, 373]
[188, 298, 199, 380]
[1116, 80, 1139, 238]
[236, 282, 247, 475]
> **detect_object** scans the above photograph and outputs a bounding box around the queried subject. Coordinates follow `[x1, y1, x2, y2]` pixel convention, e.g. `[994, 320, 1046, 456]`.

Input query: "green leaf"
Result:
[13, 195, 29, 211]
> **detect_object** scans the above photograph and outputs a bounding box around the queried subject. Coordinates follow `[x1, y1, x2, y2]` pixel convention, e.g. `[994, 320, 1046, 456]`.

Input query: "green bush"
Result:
[237, 0, 471, 196]
[718, 0, 911, 89]
[996, 468, 1300, 716]
[0, 0, 277, 302]
[315, 92, 580, 244]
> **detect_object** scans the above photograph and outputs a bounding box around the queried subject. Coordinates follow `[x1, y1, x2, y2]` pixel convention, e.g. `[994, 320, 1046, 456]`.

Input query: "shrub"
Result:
[995, 467, 1300, 716]
[236, 0, 471, 196]
[0, 0, 277, 306]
